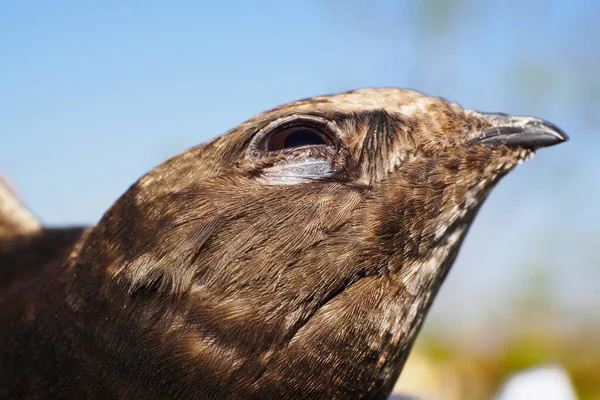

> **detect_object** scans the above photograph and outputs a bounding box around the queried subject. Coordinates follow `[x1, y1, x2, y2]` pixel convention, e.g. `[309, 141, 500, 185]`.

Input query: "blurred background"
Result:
[1, 1, 598, 398]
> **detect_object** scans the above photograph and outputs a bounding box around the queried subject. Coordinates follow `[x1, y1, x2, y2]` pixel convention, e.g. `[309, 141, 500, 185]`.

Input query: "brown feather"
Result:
[0, 88, 566, 399]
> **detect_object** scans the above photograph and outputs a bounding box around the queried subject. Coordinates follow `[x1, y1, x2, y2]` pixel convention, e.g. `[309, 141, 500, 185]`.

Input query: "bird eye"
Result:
[266, 127, 329, 152]
[246, 115, 345, 183]
[247, 115, 342, 159]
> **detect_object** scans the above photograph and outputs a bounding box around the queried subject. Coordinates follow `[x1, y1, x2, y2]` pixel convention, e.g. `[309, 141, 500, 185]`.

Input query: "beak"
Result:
[474, 113, 569, 150]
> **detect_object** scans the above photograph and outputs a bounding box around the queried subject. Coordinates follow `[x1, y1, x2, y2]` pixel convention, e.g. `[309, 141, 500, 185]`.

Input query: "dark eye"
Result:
[266, 127, 329, 151]
[247, 115, 342, 158]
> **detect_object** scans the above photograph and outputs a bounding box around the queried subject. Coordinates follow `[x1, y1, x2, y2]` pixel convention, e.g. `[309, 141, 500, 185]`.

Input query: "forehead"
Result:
[272, 88, 464, 118]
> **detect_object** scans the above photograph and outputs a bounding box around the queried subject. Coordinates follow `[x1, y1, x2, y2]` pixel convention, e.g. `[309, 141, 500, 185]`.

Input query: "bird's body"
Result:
[0, 89, 566, 399]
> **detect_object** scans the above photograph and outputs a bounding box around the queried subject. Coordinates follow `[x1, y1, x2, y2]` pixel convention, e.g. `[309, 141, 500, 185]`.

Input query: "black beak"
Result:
[474, 113, 569, 150]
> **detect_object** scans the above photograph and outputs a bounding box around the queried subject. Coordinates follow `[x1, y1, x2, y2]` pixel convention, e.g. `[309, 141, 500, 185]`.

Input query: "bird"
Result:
[0, 88, 567, 399]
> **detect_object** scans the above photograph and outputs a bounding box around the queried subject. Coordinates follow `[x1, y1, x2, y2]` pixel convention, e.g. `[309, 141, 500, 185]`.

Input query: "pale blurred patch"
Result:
[493, 365, 577, 400]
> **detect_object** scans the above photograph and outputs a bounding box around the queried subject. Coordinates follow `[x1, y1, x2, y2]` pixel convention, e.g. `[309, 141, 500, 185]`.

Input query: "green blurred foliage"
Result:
[410, 301, 600, 399]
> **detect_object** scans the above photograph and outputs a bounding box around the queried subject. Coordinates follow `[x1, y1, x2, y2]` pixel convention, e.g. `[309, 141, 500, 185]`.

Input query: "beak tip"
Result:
[528, 119, 569, 149]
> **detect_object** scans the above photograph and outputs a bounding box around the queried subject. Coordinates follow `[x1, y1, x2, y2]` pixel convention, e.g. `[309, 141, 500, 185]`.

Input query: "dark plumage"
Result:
[0, 88, 567, 399]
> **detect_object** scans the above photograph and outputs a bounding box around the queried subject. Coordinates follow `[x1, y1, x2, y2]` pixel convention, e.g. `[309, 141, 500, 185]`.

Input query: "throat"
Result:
[401, 223, 467, 297]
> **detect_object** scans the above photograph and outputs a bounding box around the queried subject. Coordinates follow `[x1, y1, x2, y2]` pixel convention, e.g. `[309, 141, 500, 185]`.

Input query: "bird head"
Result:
[72, 88, 567, 398]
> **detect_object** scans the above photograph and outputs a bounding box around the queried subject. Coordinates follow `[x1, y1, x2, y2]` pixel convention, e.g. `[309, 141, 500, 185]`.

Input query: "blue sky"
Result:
[1, 1, 598, 326]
